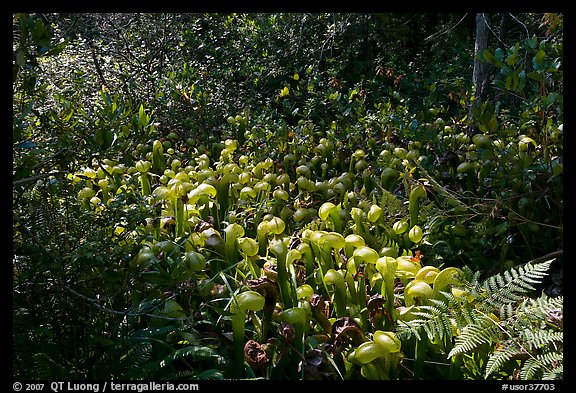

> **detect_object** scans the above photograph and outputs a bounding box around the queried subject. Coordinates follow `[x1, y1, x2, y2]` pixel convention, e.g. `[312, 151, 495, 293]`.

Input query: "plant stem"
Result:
[270, 239, 295, 309]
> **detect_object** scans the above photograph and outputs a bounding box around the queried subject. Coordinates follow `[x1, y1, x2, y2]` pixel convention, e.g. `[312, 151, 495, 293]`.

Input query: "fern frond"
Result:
[31, 352, 70, 379]
[485, 343, 523, 378]
[542, 363, 563, 380]
[517, 294, 563, 322]
[396, 301, 452, 342]
[519, 329, 562, 351]
[396, 319, 423, 341]
[440, 291, 477, 330]
[401, 258, 561, 380]
[379, 188, 403, 216]
[448, 315, 501, 358]
[498, 303, 515, 321]
[28, 183, 66, 247]
[302, 218, 330, 232]
[480, 260, 553, 310]
[160, 345, 219, 366]
[120, 341, 153, 371]
[520, 352, 563, 380]
[462, 265, 481, 285]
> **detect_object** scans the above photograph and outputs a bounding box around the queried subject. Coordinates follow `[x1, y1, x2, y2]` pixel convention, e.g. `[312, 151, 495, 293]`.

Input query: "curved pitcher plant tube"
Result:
[409, 184, 426, 228]
[347, 330, 402, 380]
[348, 245, 380, 330]
[229, 290, 265, 378]
[432, 266, 466, 300]
[367, 203, 382, 223]
[237, 236, 261, 278]
[310, 294, 332, 335]
[286, 248, 303, 301]
[395, 255, 422, 281]
[213, 171, 239, 223]
[97, 178, 110, 205]
[352, 245, 379, 279]
[375, 256, 398, 329]
[372, 330, 402, 379]
[404, 279, 434, 307]
[296, 242, 315, 286]
[135, 160, 152, 196]
[166, 174, 194, 237]
[152, 139, 166, 173]
[318, 202, 345, 233]
[301, 230, 346, 274]
[323, 269, 347, 318]
[350, 207, 370, 243]
[77, 186, 96, 210]
[247, 277, 278, 341]
[272, 188, 289, 217]
[296, 283, 314, 319]
[269, 237, 296, 309]
[349, 148, 366, 174]
[315, 231, 346, 272]
[296, 283, 314, 302]
[187, 182, 218, 222]
[344, 234, 365, 260]
[414, 265, 440, 284]
[257, 216, 285, 256]
[239, 186, 258, 202]
[279, 307, 307, 354]
[224, 222, 245, 264]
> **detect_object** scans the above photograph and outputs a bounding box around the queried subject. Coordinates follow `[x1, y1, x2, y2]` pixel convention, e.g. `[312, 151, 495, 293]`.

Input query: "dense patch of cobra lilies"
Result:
[67, 110, 560, 379]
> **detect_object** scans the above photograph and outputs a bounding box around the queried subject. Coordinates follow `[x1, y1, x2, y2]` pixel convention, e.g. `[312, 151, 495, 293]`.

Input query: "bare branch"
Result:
[13, 171, 67, 187]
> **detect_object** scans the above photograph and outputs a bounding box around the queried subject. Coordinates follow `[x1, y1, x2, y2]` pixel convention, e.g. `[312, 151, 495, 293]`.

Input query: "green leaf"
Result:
[488, 116, 498, 132]
[534, 50, 546, 68]
[483, 49, 503, 67]
[517, 70, 526, 91]
[525, 34, 538, 50]
[46, 40, 69, 56]
[494, 48, 504, 63]
[493, 79, 505, 90]
[527, 72, 544, 82]
[506, 43, 519, 66]
[546, 93, 559, 107]
[94, 128, 113, 150]
[16, 50, 26, 67]
[139, 103, 145, 119]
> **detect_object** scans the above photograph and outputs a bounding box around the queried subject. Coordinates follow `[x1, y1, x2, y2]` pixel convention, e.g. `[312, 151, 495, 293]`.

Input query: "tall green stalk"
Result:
[269, 238, 295, 309]
[323, 269, 347, 318]
[229, 290, 265, 379]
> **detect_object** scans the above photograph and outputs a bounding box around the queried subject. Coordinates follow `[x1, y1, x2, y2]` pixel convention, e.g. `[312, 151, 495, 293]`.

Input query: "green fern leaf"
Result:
[542, 363, 563, 380]
[481, 260, 553, 310]
[519, 351, 563, 381]
[160, 345, 219, 367]
[485, 344, 523, 378]
[519, 329, 562, 351]
[448, 316, 500, 357]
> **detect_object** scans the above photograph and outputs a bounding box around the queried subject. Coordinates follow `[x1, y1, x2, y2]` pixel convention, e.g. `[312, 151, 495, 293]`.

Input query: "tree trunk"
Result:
[472, 13, 488, 100]
[469, 13, 511, 135]
[468, 13, 490, 135]
[472, 13, 490, 103]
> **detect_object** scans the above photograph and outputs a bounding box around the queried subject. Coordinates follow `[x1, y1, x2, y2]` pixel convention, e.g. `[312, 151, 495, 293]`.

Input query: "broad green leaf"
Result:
[506, 43, 519, 66]
[535, 50, 546, 66]
[483, 49, 503, 67]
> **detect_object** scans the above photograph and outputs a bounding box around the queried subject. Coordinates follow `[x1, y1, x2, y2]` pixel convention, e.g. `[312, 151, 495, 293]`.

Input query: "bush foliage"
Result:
[13, 13, 562, 380]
